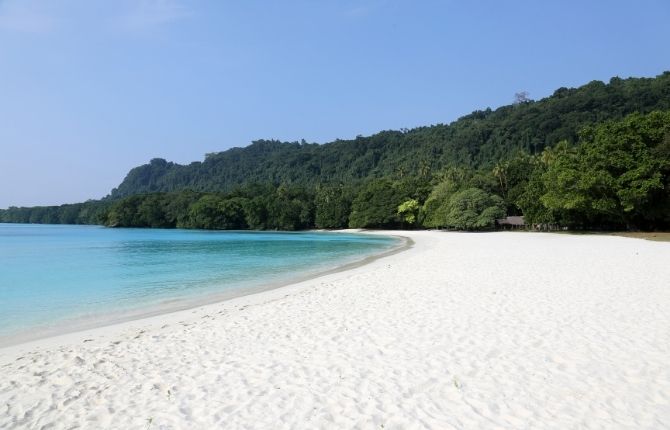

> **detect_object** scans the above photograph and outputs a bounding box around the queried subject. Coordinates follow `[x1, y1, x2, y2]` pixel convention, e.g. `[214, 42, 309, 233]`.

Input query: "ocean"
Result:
[0, 224, 399, 345]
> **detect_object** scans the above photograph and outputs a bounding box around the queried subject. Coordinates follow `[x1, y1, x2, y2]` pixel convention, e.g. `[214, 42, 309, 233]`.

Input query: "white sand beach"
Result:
[1, 231, 669, 429]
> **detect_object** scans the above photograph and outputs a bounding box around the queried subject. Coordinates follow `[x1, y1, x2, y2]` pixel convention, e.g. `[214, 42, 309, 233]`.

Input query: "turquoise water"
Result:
[0, 224, 399, 344]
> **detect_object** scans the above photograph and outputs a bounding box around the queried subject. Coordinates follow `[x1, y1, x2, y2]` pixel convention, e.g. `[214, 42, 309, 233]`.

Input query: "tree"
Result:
[137, 194, 170, 227]
[427, 188, 505, 230]
[106, 195, 144, 227]
[492, 161, 509, 198]
[186, 195, 228, 229]
[349, 179, 403, 228]
[243, 197, 269, 230]
[538, 112, 670, 229]
[314, 185, 352, 229]
[422, 167, 480, 228]
[397, 199, 420, 226]
[515, 162, 555, 225]
[502, 152, 536, 215]
[107, 73, 670, 199]
[514, 91, 531, 104]
[444, 188, 505, 230]
[165, 191, 202, 228]
[217, 198, 249, 229]
[264, 185, 315, 230]
[5, 74, 670, 233]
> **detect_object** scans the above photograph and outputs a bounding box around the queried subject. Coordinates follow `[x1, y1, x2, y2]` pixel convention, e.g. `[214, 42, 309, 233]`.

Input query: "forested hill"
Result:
[110, 72, 670, 199]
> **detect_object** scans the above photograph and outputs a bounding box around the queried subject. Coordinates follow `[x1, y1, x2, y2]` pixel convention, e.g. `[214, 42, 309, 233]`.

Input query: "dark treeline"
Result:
[3, 110, 669, 231]
[109, 72, 670, 199]
[0, 201, 109, 225]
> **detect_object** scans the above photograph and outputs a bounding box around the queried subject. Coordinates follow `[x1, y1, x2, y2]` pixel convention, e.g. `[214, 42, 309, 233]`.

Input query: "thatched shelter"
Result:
[496, 216, 525, 230]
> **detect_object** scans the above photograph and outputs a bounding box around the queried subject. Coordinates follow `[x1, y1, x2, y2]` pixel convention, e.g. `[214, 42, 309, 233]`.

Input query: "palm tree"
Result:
[492, 161, 509, 198]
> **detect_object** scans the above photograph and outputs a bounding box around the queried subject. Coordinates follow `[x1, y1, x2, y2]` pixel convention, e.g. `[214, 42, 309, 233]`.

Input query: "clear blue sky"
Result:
[1, 0, 669, 208]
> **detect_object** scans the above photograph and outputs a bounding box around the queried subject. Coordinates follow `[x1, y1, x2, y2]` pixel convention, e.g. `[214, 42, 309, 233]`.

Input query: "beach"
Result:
[2, 231, 669, 429]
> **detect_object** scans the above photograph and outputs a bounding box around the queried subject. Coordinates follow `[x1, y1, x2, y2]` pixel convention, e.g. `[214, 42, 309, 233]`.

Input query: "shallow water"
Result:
[0, 224, 398, 343]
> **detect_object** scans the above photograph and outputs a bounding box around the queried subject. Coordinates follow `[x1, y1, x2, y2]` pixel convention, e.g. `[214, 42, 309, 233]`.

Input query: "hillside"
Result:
[109, 72, 670, 198]
[2, 72, 669, 231]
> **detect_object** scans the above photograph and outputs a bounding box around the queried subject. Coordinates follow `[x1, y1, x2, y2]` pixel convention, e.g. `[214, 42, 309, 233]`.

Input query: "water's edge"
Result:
[0, 231, 412, 348]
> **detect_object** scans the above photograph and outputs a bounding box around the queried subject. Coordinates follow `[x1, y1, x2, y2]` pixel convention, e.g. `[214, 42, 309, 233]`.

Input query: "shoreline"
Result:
[0, 230, 412, 357]
[2, 231, 669, 428]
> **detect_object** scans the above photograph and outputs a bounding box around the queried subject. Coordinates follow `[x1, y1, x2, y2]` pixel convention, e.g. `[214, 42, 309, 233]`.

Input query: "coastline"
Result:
[0, 230, 411, 356]
[2, 231, 669, 428]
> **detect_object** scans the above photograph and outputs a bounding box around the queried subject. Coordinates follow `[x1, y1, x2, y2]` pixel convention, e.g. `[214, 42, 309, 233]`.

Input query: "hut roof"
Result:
[496, 216, 525, 226]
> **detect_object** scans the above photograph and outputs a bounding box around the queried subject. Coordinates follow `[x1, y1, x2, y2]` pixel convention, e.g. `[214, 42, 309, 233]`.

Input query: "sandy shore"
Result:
[2, 231, 669, 429]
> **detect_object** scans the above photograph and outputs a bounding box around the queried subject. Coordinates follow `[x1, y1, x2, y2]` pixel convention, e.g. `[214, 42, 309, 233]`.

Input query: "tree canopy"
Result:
[108, 73, 670, 199]
[2, 73, 670, 232]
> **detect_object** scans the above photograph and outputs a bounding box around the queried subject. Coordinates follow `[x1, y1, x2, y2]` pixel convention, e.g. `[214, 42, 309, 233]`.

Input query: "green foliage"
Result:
[3, 74, 670, 233]
[537, 111, 670, 229]
[137, 194, 171, 228]
[314, 185, 353, 229]
[219, 198, 249, 230]
[109, 73, 670, 199]
[186, 195, 248, 230]
[421, 172, 463, 228]
[421, 167, 499, 228]
[243, 197, 269, 230]
[0, 201, 109, 225]
[264, 185, 315, 230]
[349, 179, 404, 228]
[165, 191, 202, 228]
[106, 195, 145, 227]
[425, 187, 505, 230]
[397, 199, 420, 225]
[493, 152, 537, 215]
[515, 162, 555, 225]
[186, 195, 229, 229]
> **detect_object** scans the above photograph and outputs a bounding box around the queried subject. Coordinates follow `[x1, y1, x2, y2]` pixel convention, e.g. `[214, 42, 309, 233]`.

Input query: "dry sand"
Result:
[1, 231, 669, 429]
